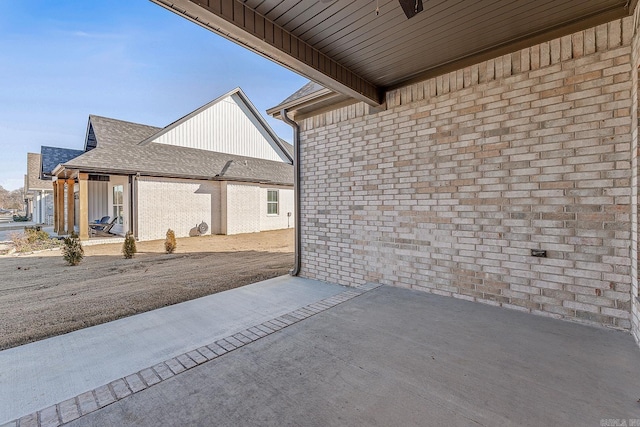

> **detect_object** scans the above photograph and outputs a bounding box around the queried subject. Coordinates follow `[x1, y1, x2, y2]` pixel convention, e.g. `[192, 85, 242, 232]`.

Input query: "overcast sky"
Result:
[0, 0, 307, 191]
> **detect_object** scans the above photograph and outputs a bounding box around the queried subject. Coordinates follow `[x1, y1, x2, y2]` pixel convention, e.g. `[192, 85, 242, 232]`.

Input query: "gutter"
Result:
[280, 109, 301, 276]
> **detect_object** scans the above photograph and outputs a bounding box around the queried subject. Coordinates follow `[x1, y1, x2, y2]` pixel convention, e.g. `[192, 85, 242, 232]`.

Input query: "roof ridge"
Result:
[89, 114, 162, 129]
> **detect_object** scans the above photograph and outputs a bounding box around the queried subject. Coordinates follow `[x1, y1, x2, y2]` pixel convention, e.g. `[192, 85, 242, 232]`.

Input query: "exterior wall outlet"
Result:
[531, 249, 547, 258]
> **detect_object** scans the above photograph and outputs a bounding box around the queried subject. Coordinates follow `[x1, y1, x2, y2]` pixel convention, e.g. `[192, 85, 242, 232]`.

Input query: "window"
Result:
[113, 185, 123, 225]
[267, 190, 279, 215]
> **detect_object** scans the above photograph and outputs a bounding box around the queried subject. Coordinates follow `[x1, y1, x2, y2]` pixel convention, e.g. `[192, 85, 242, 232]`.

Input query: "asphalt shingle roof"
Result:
[277, 82, 324, 107]
[41, 146, 85, 177]
[26, 153, 52, 190]
[63, 143, 293, 186]
[89, 115, 162, 147]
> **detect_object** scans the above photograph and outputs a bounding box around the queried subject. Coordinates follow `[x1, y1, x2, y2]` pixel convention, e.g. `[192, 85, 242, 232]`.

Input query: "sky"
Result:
[0, 0, 308, 191]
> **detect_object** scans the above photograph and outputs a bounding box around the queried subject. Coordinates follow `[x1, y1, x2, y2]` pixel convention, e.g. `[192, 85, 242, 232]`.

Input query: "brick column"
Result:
[52, 181, 58, 233]
[78, 173, 89, 241]
[55, 179, 65, 235]
[66, 179, 75, 235]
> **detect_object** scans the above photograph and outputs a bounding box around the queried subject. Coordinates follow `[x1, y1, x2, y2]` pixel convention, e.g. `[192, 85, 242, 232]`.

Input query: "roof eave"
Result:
[267, 87, 335, 118]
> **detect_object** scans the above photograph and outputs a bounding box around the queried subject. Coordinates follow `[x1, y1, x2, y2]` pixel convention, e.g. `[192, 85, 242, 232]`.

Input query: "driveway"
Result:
[6, 280, 636, 426]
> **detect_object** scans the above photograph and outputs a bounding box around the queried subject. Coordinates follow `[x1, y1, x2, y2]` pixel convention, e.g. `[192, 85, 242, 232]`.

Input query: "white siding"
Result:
[152, 94, 288, 162]
[88, 181, 108, 223]
[33, 191, 53, 225]
[136, 177, 221, 241]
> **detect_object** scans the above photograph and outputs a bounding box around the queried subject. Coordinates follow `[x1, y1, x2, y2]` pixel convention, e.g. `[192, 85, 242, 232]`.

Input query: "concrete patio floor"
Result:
[43, 283, 640, 426]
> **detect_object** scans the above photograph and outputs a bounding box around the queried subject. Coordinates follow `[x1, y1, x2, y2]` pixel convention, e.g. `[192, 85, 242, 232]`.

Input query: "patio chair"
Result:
[90, 217, 117, 237]
[90, 216, 110, 229]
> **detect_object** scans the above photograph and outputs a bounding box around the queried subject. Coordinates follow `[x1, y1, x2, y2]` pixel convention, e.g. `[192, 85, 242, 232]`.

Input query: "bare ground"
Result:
[0, 229, 294, 350]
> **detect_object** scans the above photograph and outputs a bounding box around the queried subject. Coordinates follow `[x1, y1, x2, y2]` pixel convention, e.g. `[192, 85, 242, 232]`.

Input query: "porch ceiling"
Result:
[150, 0, 632, 105]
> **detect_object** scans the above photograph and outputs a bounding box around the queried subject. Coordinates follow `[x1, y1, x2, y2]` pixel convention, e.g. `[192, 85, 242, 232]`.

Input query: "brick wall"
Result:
[630, 8, 640, 342]
[137, 177, 221, 241]
[223, 182, 295, 234]
[224, 182, 261, 235]
[298, 17, 636, 330]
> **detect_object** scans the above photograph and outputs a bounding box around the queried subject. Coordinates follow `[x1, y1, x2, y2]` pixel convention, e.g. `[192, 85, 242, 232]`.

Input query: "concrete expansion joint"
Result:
[3, 283, 382, 427]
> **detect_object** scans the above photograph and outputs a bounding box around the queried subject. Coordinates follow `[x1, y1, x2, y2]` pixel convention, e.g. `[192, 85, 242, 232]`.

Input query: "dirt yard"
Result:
[0, 229, 294, 350]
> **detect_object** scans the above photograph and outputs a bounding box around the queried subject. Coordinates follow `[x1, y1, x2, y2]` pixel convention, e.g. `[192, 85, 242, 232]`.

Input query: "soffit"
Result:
[151, 0, 631, 105]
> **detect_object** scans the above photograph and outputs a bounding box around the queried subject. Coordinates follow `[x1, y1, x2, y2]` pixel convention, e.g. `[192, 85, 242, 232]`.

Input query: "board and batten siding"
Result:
[136, 177, 222, 241]
[87, 181, 108, 224]
[152, 94, 288, 163]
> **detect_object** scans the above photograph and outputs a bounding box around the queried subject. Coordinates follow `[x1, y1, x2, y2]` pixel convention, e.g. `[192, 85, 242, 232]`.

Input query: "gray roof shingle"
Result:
[89, 115, 162, 147]
[277, 82, 324, 107]
[63, 143, 293, 186]
[26, 153, 52, 190]
[41, 146, 85, 177]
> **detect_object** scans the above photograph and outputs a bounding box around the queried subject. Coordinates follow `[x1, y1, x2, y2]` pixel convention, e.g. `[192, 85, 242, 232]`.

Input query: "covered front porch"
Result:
[51, 169, 132, 241]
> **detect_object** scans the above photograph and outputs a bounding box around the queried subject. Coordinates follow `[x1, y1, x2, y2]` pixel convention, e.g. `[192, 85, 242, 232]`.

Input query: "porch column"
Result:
[56, 179, 65, 235]
[78, 173, 89, 241]
[66, 179, 75, 235]
[52, 181, 58, 233]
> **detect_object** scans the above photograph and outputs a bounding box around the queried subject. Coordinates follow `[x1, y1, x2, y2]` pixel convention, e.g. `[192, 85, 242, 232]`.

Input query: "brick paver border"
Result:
[1, 282, 382, 427]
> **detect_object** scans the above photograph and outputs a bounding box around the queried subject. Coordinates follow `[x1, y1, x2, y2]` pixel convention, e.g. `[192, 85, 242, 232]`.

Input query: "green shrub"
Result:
[122, 232, 137, 259]
[164, 229, 177, 254]
[62, 232, 84, 266]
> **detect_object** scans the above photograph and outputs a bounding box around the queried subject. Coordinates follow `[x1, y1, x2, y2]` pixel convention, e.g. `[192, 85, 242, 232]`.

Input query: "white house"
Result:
[43, 88, 294, 241]
[24, 153, 53, 224]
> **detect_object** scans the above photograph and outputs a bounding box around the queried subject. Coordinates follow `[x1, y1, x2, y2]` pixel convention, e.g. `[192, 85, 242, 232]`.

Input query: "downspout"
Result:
[128, 175, 136, 239]
[281, 109, 301, 276]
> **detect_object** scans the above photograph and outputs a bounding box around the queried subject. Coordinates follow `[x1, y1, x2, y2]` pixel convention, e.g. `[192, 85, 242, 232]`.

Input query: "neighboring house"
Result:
[43, 88, 294, 241]
[38, 147, 85, 230]
[24, 153, 54, 224]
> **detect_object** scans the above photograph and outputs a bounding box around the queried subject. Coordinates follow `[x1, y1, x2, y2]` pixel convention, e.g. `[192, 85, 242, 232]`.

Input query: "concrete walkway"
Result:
[0, 276, 347, 424]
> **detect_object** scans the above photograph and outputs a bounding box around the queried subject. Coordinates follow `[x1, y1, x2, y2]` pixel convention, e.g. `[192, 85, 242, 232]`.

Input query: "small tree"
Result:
[62, 232, 84, 266]
[165, 229, 177, 254]
[122, 232, 137, 259]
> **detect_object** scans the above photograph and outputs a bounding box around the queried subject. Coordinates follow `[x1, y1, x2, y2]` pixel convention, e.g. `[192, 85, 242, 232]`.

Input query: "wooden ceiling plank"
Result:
[264, 0, 305, 22]
[329, 0, 514, 63]
[296, 0, 379, 41]
[277, 0, 328, 30]
[348, 0, 617, 81]
[317, 0, 455, 55]
[386, 4, 629, 89]
[343, 0, 559, 76]
[310, 6, 403, 51]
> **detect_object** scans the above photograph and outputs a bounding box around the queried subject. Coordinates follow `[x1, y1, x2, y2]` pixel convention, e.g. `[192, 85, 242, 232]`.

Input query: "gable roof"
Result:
[280, 139, 294, 158]
[26, 153, 52, 191]
[267, 81, 352, 120]
[40, 146, 84, 178]
[139, 87, 293, 163]
[61, 143, 293, 186]
[86, 115, 161, 150]
[278, 82, 325, 106]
